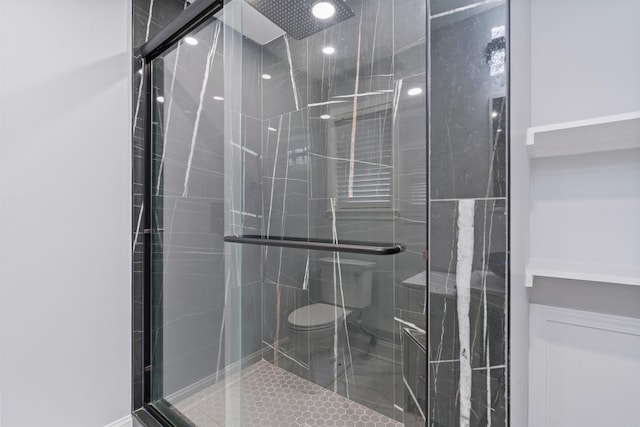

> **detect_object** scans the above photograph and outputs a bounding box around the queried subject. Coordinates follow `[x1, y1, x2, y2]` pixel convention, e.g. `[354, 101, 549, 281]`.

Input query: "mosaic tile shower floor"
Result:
[171, 359, 403, 426]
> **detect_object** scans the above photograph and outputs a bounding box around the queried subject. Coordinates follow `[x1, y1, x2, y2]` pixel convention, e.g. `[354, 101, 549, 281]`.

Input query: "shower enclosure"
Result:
[132, 0, 507, 426]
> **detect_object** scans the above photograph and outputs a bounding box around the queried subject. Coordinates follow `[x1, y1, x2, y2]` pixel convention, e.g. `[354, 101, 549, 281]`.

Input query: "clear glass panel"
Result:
[149, 0, 430, 425]
[149, 10, 245, 423]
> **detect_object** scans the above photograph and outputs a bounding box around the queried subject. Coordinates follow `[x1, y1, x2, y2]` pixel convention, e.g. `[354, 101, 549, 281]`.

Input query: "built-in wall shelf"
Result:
[526, 111, 640, 158]
[525, 258, 640, 288]
[525, 111, 640, 289]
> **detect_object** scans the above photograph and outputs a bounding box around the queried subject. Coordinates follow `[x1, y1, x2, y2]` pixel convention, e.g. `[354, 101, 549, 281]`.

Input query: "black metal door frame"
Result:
[134, 1, 224, 425]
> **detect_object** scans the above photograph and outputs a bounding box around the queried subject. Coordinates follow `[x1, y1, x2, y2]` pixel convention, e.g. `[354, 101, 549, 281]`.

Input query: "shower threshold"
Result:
[169, 359, 402, 426]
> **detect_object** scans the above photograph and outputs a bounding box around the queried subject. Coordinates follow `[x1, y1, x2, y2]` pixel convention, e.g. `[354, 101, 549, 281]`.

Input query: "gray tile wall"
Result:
[428, 4, 508, 427]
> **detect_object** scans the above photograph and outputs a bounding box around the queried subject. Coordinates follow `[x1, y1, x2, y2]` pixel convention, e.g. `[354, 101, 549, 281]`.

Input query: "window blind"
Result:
[333, 109, 393, 208]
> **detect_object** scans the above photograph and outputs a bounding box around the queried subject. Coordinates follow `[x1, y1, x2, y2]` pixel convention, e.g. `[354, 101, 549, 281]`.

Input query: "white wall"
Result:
[531, 0, 640, 125]
[509, 0, 532, 424]
[511, 0, 640, 425]
[526, 0, 640, 315]
[0, 1, 132, 426]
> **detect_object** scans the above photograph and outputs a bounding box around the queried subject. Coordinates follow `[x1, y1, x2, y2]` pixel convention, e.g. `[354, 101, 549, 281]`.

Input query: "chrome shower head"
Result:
[244, 0, 354, 40]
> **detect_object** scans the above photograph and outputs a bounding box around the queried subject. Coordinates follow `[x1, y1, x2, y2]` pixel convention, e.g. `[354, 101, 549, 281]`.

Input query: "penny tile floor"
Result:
[171, 359, 403, 426]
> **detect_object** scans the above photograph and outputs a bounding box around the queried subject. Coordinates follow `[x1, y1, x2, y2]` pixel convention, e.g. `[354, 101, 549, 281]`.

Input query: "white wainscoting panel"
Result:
[529, 304, 640, 427]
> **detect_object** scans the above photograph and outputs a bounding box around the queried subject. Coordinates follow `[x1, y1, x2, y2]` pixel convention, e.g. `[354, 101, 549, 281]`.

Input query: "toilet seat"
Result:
[287, 303, 352, 332]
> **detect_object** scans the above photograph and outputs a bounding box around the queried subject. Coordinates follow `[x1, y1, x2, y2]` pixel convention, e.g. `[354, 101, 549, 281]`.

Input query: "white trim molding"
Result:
[526, 111, 640, 158]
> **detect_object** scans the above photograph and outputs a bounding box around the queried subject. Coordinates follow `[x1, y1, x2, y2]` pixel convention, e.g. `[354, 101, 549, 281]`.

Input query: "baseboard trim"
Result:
[104, 414, 133, 427]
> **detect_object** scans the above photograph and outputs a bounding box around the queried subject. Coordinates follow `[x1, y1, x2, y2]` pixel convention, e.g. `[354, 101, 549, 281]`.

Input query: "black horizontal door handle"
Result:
[223, 235, 405, 255]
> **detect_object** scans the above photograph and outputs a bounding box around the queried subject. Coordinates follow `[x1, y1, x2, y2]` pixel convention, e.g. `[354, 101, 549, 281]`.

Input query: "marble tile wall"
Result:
[428, 3, 508, 427]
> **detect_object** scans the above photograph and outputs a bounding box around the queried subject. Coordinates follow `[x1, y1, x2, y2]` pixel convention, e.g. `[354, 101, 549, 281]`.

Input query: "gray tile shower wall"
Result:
[430, 6, 507, 200]
[429, 362, 507, 427]
[428, 3, 508, 427]
[262, 281, 310, 376]
[428, 201, 507, 367]
[262, 110, 311, 290]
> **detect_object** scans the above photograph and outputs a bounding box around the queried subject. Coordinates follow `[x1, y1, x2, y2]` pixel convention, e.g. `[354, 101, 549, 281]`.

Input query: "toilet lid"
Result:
[287, 303, 349, 331]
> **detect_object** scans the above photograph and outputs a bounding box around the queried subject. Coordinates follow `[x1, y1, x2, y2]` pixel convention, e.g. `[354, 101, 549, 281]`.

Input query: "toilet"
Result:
[287, 257, 376, 361]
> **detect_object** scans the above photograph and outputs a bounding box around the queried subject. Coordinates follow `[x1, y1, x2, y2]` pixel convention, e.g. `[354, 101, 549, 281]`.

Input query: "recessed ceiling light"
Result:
[213, 96, 224, 101]
[491, 111, 498, 118]
[267, 127, 277, 132]
[407, 87, 423, 96]
[261, 73, 272, 80]
[322, 46, 335, 55]
[320, 114, 331, 120]
[312, 2, 336, 20]
[184, 36, 198, 45]
[156, 96, 165, 103]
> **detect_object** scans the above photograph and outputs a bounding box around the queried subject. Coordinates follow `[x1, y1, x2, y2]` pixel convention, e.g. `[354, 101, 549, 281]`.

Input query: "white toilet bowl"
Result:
[287, 303, 352, 359]
[285, 257, 375, 366]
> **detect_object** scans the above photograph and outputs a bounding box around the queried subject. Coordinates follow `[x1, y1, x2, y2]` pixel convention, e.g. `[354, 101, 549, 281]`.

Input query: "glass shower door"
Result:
[147, 5, 250, 424]
[144, 1, 428, 425]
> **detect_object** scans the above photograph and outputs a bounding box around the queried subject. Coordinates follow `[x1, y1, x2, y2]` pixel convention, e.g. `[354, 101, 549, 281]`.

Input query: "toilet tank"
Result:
[318, 257, 376, 309]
